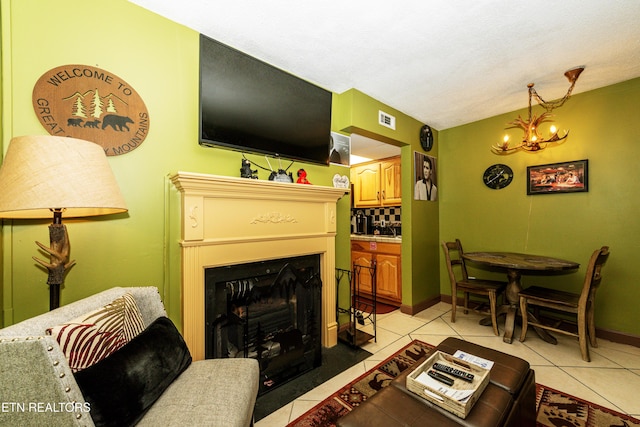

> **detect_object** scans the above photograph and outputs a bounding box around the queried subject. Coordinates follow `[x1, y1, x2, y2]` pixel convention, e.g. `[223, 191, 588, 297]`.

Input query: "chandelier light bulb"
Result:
[550, 125, 557, 134]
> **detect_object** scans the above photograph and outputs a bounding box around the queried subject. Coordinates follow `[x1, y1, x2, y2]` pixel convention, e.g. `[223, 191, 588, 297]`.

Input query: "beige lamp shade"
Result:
[0, 135, 128, 219]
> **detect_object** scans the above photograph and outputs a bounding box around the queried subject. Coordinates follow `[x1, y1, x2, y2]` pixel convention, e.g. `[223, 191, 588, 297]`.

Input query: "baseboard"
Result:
[400, 295, 441, 315]
[403, 294, 640, 348]
[590, 327, 640, 348]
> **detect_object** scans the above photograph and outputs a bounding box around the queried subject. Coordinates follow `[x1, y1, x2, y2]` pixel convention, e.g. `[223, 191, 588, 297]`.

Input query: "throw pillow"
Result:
[74, 316, 192, 427]
[47, 292, 145, 372]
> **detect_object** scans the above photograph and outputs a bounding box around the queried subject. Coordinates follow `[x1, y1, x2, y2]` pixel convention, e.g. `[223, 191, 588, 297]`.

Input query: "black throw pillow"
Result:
[74, 316, 192, 427]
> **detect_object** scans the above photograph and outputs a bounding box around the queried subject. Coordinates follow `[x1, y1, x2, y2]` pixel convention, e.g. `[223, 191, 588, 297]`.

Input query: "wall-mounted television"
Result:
[199, 34, 332, 166]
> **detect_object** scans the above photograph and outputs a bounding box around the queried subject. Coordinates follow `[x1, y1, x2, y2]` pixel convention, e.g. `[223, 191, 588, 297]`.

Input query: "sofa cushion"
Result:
[47, 292, 145, 372]
[74, 316, 192, 427]
[136, 358, 260, 427]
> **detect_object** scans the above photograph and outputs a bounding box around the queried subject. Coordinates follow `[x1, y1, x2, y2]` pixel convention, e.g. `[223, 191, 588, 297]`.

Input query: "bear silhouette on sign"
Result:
[67, 118, 83, 127]
[84, 120, 101, 128]
[102, 114, 133, 131]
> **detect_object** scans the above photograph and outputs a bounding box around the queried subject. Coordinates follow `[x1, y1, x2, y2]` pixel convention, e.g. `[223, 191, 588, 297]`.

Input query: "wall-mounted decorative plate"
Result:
[420, 124, 434, 152]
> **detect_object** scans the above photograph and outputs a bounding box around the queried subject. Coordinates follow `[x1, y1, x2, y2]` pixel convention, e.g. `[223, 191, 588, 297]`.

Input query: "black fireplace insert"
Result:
[205, 254, 322, 394]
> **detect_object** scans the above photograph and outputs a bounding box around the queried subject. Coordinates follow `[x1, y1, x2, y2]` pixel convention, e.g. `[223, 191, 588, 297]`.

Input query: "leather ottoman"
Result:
[337, 337, 536, 427]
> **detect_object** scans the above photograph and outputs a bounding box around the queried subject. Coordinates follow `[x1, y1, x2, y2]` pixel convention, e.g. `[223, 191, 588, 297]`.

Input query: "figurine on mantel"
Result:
[296, 169, 311, 184]
[240, 159, 258, 179]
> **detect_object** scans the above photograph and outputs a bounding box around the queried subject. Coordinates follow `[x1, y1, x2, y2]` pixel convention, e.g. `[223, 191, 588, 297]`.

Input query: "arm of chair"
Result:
[0, 336, 94, 427]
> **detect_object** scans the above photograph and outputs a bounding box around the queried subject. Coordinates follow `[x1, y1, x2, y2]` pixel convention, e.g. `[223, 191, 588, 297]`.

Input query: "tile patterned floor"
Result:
[256, 302, 640, 426]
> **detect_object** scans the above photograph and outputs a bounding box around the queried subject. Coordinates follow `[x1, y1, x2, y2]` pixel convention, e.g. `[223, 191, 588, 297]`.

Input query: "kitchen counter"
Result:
[351, 234, 402, 243]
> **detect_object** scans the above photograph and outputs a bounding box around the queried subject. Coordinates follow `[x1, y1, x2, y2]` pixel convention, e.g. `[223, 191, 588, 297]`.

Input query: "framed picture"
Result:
[414, 151, 438, 201]
[329, 132, 351, 166]
[527, 159, 588, 195]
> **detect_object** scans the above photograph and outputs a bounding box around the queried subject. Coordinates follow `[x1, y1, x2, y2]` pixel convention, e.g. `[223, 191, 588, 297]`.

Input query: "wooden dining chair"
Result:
[441, 239, 507, 335]
[518, 246, 610, 362]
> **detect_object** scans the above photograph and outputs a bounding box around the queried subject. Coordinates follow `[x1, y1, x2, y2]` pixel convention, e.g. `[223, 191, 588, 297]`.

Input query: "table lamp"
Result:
[0, 135, 128, 310]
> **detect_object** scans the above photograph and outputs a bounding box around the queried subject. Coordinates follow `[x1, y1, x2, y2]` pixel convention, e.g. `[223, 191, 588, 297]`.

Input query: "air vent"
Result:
[378, 110, 396, 130]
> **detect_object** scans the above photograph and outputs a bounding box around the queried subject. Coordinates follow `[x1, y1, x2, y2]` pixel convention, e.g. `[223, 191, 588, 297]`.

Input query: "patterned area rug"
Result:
[287, 340, 640, 427]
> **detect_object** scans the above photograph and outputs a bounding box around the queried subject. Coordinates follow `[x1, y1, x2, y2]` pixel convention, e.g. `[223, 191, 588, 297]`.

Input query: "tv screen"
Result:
[199, 34, 332, 166]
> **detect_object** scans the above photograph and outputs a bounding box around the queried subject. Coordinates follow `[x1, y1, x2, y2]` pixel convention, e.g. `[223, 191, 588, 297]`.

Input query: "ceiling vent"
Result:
[378, 110, 396, 130]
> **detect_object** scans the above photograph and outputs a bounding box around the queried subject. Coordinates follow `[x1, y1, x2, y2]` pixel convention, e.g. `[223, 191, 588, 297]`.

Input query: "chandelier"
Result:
[493, 66, 585, 154]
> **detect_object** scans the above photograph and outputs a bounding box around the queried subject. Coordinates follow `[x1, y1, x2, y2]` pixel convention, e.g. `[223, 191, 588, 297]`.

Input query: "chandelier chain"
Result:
[530, 79, 579, 113]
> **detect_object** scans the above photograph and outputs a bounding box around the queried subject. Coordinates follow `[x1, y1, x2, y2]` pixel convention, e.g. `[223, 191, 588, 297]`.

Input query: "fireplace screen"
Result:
[205, 255, 322, 394]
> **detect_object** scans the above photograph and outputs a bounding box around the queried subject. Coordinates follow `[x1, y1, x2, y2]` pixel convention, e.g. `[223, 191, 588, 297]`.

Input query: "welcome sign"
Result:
[32, 65, 150, 156]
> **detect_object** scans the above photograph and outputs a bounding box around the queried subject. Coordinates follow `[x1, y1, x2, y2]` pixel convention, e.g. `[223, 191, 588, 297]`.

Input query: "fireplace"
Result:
[169, 172, 347, 361]
[205, 255, 322, 394]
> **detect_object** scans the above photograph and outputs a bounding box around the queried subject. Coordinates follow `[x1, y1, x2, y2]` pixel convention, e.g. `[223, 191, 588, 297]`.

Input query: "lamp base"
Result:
[49, 284, 61, 310]
[33, 220, 76, 311]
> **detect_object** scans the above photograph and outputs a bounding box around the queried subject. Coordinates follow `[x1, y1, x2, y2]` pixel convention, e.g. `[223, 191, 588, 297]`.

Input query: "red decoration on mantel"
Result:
[297, 169, 311, 184]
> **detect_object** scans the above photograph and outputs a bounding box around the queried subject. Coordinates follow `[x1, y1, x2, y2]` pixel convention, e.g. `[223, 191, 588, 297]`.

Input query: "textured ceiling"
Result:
[130, 1, 640, 132]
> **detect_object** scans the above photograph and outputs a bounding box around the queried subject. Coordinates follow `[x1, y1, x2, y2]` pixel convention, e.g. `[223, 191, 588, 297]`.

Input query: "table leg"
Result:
[478, 303, 518, 343]
[478, 269, 520, 343]
[488, 269, 558, 344]
[501, 269, 521, 343]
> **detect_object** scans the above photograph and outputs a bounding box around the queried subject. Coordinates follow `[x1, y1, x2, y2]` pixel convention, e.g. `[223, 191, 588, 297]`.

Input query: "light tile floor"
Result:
[257, 302, 640, 426]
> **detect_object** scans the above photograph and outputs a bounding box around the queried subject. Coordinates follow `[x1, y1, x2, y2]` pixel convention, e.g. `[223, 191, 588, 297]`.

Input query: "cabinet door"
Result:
[351, 250, 373, 295]
[353, 163, 380, 208]
[376, 253, 401, 302]
[381, 158, 402, 206]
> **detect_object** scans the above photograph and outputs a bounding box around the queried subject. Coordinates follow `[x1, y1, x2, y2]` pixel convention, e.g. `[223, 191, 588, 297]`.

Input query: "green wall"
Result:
[438, 78, 640, 336]
[0, 0, 352, 325]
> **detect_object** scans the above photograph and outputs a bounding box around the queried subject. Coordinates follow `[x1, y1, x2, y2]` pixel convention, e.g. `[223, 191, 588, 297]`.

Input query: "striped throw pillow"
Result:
[46, 292, 145, 372]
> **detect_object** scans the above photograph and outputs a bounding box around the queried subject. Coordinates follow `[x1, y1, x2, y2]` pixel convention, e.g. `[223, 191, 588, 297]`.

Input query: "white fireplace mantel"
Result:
[170, 172, 348, 360]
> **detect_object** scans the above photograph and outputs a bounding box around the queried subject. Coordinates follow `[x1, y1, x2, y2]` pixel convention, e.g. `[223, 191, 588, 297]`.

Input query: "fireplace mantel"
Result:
[170, 172, 347, 360]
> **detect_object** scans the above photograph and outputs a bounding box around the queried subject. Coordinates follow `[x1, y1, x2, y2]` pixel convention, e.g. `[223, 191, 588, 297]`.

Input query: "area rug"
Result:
[287, 339, 640, 427]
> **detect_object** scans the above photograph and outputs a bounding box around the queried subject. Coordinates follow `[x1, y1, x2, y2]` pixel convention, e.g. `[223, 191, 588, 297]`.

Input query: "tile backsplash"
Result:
[351, 206, 402, 232]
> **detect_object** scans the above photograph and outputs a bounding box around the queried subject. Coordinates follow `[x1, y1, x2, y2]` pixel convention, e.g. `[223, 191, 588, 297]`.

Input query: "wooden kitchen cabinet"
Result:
[380, 158, 402, 206]
[351, 163, 380, 207]
[351, 240, 401, 305]
[351, 156, 401, 207]
[376, 253, 401, 301]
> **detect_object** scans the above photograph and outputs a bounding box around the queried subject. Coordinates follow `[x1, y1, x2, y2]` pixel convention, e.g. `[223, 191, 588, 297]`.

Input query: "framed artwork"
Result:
[527, 159, 588, 195]
[329, 132, 351, 166]
[414, 151, 438, 201]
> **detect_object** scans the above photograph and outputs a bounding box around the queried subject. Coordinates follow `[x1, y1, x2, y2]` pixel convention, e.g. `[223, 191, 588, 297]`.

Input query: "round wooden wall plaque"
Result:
[32, 64, 150, 156]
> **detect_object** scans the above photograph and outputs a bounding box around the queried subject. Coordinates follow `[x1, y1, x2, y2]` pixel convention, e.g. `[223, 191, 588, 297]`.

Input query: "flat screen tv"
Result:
[199, 34, 332, 166]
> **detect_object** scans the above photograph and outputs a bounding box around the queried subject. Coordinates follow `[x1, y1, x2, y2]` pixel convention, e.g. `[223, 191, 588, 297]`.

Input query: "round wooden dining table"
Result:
[462, 252, 580, 343]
